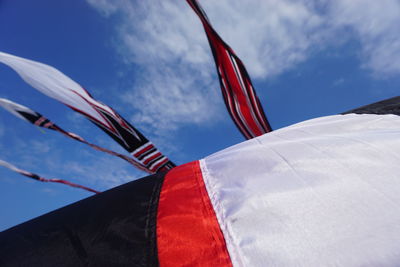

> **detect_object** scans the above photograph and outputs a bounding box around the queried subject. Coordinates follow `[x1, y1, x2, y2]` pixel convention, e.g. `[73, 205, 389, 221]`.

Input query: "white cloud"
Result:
[86, 0, 400, 132]
[124, 66, 221, 134]
[198, 0, 325, 78]
[29, 140, 52, 154]
[88, 0, 325, 77]
[332, 78, 345, 87]
[62, 157, 141, 188]
[86, 0, 325, 134]
[327, 0, 400, 77]
[85, 0, 119, 17]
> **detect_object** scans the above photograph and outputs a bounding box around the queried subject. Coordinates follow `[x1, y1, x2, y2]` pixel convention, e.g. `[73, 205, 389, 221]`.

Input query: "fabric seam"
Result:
[146, 173, 164, 267]
[199, 159, 245, 267]
[192, 161, 233, 266]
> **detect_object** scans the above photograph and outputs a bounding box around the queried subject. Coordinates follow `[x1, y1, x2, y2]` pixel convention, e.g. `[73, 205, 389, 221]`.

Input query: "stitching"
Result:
[200, 159, 245, 267]
[192, 162, 233, 266]
[145, 173, 164, 266]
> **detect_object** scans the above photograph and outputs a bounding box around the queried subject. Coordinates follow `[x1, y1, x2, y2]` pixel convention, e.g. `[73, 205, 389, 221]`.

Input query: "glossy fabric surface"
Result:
[0, 51, 110, 125]
[0, 51, 175, 172]
[0, 172, 164, 267]
[157, 161, 232, 267]
[201, 114, 400, 267]
[187, 0, 271, 139]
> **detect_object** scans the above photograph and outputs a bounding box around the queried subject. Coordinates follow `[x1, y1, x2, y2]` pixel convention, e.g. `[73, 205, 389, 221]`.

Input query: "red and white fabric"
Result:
[158, 112, 400, 266]
[2, 99, 400, 266]
[0, 51, 175, 173]
[187, 0, 272, 139]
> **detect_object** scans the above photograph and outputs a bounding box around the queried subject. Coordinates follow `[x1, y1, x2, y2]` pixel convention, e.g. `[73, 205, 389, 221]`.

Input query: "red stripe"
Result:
[219, 67, 253, 139]
[43, 122, 53, 128]
[188, 0, 272, 138]
[157, 161, 232, 267]
[142, 152, 162, 165]
[247, 80, 272, 132]
[216, 42, 263, 137]
[206, 25, 262, 138]
[149, 157, 169, 172]
[46, 178, 100, 194]
[34, 117, 46, 126]
[133, 144, 154, 157]
[199, 14, 254, 139]
[228, 54, 266, 133]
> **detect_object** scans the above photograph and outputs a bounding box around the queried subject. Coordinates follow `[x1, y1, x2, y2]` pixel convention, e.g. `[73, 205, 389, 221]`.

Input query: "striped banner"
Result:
[0, 52, 175, 173]
[187, 0, 272, 139]
[0, 98, 151, 174]
[0, 159, 99, 194]
[2, 96, 400, 266]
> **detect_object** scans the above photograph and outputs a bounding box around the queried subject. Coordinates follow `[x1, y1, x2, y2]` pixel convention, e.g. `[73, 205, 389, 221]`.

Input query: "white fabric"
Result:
[201, 114, 400, 267]
[0, 98, 34, 121]
[0, 51, 115, 126]
[0, 159, 24, 174]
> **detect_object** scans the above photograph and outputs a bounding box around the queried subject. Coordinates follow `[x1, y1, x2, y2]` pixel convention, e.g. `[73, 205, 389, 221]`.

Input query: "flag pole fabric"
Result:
[187, 0, 272, 139]
[0, 51, 175, 173]
[0, 98, 151, 174]
[1, 96, 400, 266]
[0, 159, 100, 194]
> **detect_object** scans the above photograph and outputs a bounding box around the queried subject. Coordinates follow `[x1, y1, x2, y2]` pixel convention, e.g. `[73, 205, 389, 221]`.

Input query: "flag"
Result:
[187, 0, 272, 139]
[0, 98, 150, 173]
[0, 52, 175, 173]
[1, 96, 400, 266]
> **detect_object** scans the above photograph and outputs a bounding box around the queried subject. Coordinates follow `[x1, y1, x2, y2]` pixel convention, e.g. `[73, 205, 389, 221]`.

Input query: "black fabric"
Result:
[18, 110, 42, 124]
[0, 172, 166, 267]
[342, 96, 400, 116]
[93, 110, 147, 153]
[92, 110, 175, 171]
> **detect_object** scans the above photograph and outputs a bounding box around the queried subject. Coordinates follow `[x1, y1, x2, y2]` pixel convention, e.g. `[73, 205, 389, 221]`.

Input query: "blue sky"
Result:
[0, 0, 399, 231]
